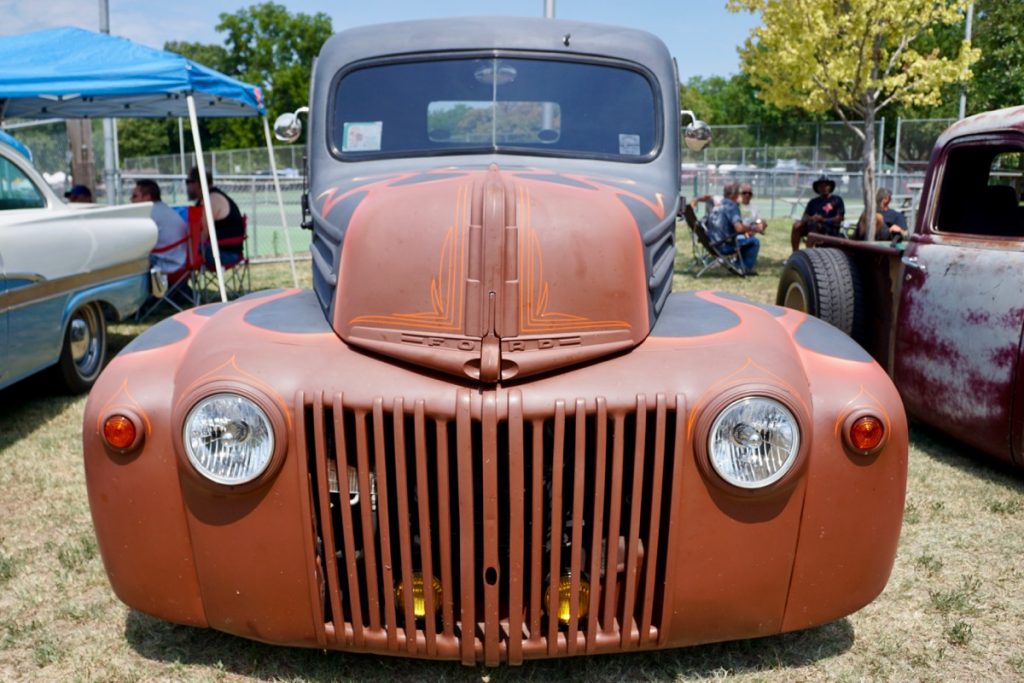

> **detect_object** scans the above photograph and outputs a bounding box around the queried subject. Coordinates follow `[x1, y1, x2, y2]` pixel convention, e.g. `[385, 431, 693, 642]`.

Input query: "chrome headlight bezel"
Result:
[175, 385, 286, 489]
[695, 388, 806, 493]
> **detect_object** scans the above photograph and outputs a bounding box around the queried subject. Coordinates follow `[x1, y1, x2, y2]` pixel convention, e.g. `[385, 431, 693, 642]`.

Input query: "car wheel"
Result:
[57, 302, 107, 393]
[777, 248, 863, 340]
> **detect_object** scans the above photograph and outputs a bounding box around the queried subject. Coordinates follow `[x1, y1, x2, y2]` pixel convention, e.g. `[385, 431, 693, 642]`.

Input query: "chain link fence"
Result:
[4, 116, 958, 256]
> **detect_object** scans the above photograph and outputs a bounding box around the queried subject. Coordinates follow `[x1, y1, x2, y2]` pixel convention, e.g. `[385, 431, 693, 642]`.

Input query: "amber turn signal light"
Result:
[103, 414, 138, 450]
[849, 415, 884, 451]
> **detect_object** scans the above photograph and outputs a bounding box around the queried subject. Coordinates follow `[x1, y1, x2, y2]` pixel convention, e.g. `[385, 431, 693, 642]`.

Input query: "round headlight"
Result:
[708, 396, 800, 489]
[183, 393, 274, 485]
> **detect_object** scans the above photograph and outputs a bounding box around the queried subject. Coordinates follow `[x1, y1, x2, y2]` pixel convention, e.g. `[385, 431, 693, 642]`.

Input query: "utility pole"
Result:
[958, 4, 974, 120]
[542, 1, 555, 130]
[100, 0, 118, 203]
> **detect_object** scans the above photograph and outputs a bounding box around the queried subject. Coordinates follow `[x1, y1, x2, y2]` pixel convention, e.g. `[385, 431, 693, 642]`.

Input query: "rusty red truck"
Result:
[83, 17, 908, 665]
[779, 105, 1024, 468]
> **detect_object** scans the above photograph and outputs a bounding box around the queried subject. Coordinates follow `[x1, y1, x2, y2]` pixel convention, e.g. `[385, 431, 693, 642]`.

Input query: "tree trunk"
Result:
[862, 99, 877, 241]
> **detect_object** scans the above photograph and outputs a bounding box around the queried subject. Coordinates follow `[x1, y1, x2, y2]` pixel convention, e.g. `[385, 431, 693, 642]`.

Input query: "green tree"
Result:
[215, 2, 333, 148]
[728, 0, 978, 238]
[968, 1, 1024, 113]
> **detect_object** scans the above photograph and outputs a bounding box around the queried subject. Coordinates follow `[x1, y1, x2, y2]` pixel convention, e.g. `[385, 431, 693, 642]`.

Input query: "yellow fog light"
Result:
[543, 574, 590, 624]
[395, 573, 442, 619]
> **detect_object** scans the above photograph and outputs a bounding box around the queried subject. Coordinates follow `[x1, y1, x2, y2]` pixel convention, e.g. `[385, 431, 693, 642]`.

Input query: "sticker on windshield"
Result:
[619, 134, 641, 156]
[342, 122, 383, 152]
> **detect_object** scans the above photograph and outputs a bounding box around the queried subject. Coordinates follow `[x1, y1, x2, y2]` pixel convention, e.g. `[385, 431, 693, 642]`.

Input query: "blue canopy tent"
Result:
[0, 26, 299, 299]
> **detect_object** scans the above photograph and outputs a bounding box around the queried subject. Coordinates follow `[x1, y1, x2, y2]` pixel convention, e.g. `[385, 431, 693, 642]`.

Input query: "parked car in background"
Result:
[84, 17, 907, 665]
[778, 105, 1024, 469]
[0, 138, 155, 392]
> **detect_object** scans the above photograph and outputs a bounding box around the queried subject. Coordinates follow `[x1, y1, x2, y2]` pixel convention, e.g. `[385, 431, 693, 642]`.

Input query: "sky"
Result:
[4, 0, 760, 82]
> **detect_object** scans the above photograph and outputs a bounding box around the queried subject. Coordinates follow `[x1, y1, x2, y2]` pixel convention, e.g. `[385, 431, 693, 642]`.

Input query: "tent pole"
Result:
[262, 116, 298, 287]
[178, 118, 186, 179]
[187, 95, 227, 303]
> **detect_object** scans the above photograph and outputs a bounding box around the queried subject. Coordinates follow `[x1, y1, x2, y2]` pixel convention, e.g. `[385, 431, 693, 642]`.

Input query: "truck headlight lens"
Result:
[708, 397, 799, 489]
[184, 393, 274, 485]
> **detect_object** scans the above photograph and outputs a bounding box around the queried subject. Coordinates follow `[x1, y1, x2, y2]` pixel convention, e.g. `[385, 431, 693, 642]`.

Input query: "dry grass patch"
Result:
[1, 252, 1023, 680]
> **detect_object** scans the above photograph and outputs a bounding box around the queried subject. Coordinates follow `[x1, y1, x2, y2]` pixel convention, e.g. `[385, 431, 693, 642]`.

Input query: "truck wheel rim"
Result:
[783, 282, 809, 313]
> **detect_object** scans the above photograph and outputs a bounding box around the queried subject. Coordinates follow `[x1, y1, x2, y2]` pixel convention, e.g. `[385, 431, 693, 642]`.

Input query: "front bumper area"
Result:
[83, 289, 907, 664]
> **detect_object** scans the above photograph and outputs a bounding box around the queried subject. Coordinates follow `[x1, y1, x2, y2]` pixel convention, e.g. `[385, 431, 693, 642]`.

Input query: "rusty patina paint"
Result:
[894, 242, 1023, 461]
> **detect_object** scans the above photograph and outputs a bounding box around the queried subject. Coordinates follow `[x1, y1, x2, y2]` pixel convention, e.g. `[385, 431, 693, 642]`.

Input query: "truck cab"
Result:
[778, 105, 1024, 467]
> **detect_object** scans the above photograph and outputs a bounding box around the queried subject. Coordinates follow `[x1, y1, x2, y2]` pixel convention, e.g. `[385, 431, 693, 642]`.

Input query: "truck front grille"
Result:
[298, 390, 683, 664]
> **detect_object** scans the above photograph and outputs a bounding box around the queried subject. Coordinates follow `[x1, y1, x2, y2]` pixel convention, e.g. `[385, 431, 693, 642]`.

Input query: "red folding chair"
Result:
[199, 214, 251, 301]
[136, 207, 204, 320]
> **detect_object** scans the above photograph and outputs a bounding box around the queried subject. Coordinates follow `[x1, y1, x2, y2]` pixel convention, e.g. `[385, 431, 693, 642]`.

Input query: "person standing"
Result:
[131, 179, 188, 273]
[790, 174, 845, 251]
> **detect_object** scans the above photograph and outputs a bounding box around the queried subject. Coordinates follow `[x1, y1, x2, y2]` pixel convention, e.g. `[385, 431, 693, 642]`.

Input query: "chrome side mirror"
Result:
[274, 106, 309, 143]
[680, 109, 712, 152]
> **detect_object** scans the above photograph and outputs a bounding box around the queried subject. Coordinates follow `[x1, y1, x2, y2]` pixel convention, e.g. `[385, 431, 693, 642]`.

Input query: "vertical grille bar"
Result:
[528, 418, 545, 641]
[546, 400, 566, 656]
[506, 391, 526, 665]
[412, 401, 439, 655]
[481, 393, 501, 666]
[639, 394, 669, 644]
[434, 417, 456, 639]
[354, 410, 382, 632]
[620, 395, 648, 647]
[585, 398, 609, 651]
[294, 392, 328, 648]
[566, 398, 588, 654]
[659, 395, 688, 646]
[455, 390, 477, 665]
[332, 394, 366, 647]
[390, 398, 418, 654]
[311, 392, 346, 640]
[371, 399, 399, 648]
[601, 413, 626, 633]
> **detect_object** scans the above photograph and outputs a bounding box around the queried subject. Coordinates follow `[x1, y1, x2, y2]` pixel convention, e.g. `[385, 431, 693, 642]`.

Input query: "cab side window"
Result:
[0, 156, 45, 211]
[936, 143, 1024, 237]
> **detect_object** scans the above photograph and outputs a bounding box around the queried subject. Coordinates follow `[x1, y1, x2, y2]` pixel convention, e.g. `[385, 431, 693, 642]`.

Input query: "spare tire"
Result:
[777, 248, 864, 340]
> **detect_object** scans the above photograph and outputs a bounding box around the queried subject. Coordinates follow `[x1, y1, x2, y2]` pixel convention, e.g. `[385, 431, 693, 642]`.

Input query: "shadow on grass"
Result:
[125, 611, 854, 682]
[908, 421, 1024, 491]
[0, 372, 81, 451]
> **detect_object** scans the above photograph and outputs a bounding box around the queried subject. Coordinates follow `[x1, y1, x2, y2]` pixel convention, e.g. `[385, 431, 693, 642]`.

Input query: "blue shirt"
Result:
[720, 197, 743, 236]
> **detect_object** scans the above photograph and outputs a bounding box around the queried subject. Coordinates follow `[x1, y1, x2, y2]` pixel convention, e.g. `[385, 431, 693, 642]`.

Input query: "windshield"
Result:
[332, 57, 659, 161]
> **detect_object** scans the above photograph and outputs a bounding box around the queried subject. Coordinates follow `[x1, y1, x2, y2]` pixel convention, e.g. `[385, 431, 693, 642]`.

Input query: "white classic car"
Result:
[0, 138, 156, 392]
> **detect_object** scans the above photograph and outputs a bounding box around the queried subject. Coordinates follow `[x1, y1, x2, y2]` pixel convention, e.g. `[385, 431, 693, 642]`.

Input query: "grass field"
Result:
[2, 227, 1023, 682]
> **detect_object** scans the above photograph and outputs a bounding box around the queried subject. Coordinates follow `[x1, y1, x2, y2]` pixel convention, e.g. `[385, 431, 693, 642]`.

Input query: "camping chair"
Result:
[135, 207, 203, 321]
[198, 214, 251, 302]
[680, 204, 747, 277]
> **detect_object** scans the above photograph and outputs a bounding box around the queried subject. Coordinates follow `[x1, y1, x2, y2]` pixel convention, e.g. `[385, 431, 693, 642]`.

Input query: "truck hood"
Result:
[320, 164, 666, 382]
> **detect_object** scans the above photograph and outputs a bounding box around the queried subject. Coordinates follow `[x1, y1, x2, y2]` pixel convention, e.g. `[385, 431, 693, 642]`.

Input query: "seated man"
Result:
[185, 167, 246, 267]
[738, 182, 768, 234]
[131, 179, 188, 273]
[709, 181, 763, 274]
[856, 187, 908, 241]
[790, 174, 845, 251]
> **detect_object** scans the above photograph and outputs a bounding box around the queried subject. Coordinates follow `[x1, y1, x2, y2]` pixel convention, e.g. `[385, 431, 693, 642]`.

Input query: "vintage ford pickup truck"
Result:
[779, 106, 1024, 469]
[84, 18, 907, 665]
[0, 137, 155, 392]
